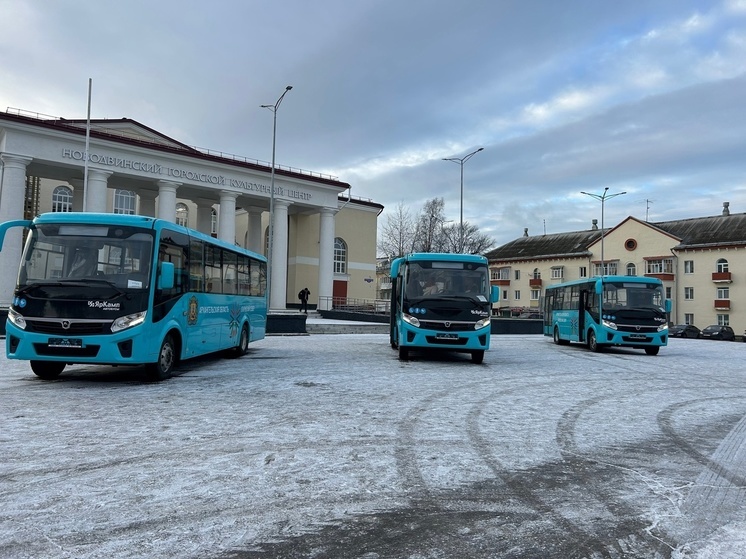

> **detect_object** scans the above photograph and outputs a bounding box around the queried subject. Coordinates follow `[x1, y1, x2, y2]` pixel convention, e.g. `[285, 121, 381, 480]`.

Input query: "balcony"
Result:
[712, 272, 732, 283]
[529, 278, 543, 287]
[714, 299, 731, 310]
[493, 279, 510, 286]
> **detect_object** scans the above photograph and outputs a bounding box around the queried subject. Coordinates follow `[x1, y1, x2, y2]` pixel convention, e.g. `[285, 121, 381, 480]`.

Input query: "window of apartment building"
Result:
[594, 262, 618, 275]
[532, 268, 541, 279]
[666, 287, 672, 299]
[51, 185, 73, 212]
[684, 287, 694, 300]
[515, 269, 520, 280]
[530, 289, 540, 301]
[626, 263, 636, 276]
[113, 189, 136, 214]
[717, 314, 730, 326]
[175, 203, 189, 227]
[551, 266, 564, 279]
[717, 287, 730, 299]
[645, 258, 673, 274]
[497, 268, 510, 280]
[579, 266, 587, 278]
[684, 313, 694, 325]
[502, 289, 508, 300]
[334, 237, 348, 274]
[514, 290, 521, 300]
[490, 269, 499, 281]
[684, 260, 694, 274]
[716, 258, 729, 273]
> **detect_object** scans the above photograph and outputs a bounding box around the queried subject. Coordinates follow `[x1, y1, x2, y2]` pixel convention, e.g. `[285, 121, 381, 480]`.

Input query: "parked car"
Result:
[700, 325, 736, 341]
[518, 312, 543, 319]
[668, 324, 701, 338]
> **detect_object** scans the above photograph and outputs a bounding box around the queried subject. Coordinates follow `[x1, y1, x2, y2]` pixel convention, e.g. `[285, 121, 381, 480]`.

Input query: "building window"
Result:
[211, 209, 218, 236]
[530, 289, 540, 300]
[264, 226, 269, 257]
[51, 185, 73, 212]
[684, 313, 694, 325]
[626, 263, 636, 276]
[514, 290, 521, 300]
[532, 268, 541, 279]
[684, 260, 694, 274]
[645, 258, 673, 274]
[594, 262, 618, 275]
[579, 266, 587, 278]
[717, 314, 730, 326]
[684, 287, 694, 300]
[490, 269, 499, 281]
[334, 237, 347, 274]
[176, 203, 189, 227]
[514, 269, 520, 280]
[717, 287, 730, 299]
[114, 189, 136, 215]
[666, 287, 672, 299]
[551, 266, 564, 279]
[716, 258, 729, 273]
[502, 289, 508, 300]
[497, 268, 510, 280]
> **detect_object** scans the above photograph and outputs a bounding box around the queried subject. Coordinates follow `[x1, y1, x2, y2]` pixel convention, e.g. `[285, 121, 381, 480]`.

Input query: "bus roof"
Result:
[390, 252, 488, 276]
[544, 275, 663, 290]
[31, 212, 266, 262]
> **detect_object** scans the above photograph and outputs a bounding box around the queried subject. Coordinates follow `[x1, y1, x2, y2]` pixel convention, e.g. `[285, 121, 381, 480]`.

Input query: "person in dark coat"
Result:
[298, 287, 310, 313]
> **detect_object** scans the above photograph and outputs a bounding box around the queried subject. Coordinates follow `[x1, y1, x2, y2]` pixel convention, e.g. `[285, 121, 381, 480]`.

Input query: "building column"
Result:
[86, 168, 113, 213]
[269, 199, 290, 311]
[218, 190, 238, 244]
[195, 198, 214, 236]
[156, 180, 181, 222]
[246, 205, 264, 254]
[138, 190, 158, 217]
[318, 207, 336, 311]
[69, 179, 84, 211]
[0, 153, 32, 306]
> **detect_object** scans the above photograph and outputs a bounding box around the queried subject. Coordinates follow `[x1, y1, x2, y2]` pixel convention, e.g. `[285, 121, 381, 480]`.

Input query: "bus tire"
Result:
[471, 350, 484, 364]
[146, 334, 176, 381]
[398, 345, 409, 361]
[645, 347, 660, 356]
[588, 330, 602, 353]
[553, 326, 569, 345]
[230, 324, 249, 358]
[30, 360, 65, 379]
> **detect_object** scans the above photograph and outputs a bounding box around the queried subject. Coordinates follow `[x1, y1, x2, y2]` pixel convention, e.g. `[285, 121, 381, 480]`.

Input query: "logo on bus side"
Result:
[187, 296, 199, 326]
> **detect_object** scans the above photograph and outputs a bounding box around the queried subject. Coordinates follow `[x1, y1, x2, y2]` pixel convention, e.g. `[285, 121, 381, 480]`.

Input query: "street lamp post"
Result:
[580, 187, 626, 275]
[261, 85, 293, 310]
[443, 147, 483, 253]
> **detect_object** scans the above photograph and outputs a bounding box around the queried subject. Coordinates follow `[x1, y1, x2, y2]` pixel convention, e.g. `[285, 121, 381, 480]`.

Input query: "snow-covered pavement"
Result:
[1, 334, 746, 558]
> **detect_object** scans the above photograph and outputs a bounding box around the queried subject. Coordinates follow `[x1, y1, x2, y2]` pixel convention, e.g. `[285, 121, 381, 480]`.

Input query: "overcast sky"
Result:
[2, 0, 746, 247]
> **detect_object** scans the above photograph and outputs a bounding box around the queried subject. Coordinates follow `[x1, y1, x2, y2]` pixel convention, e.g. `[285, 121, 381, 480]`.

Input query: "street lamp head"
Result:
[285, 85, 293, 91]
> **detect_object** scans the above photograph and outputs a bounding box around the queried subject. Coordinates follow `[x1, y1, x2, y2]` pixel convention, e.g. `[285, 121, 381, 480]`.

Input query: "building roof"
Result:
[486, 207, 746, 264]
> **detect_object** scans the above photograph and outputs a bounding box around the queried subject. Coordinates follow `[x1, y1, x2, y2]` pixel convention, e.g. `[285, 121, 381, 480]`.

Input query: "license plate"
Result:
[629, 334, 647, 340]
[48, 338, 83, 348]
[436, 333, 458, 340]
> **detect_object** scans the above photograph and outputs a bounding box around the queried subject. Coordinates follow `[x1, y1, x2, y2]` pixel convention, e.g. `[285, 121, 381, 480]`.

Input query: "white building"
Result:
[0, 109, 383, 311]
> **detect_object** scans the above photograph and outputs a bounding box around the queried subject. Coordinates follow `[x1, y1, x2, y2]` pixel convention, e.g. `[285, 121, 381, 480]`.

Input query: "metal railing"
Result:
[318, 296, 391, 315]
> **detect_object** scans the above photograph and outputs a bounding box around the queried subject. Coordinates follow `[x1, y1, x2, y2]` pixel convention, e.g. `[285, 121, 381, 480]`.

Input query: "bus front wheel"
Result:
[588, 330, 603, 353]
[645, 347, 660, 356]
[146, 334, 176, 381]
[471, 350, 484, 364]
[30, 360, 65, 380]
[398, 345, 409, 361]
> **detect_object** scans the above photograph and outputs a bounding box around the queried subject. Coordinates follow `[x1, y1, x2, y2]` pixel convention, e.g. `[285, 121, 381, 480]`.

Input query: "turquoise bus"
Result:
[0, 212, 267, 381]
[543, 276, 671, 355]
[389, 253, 499, 363]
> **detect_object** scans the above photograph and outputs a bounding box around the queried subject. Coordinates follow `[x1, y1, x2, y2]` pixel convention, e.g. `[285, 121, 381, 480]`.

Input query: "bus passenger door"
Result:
[578, 290, 588, 342]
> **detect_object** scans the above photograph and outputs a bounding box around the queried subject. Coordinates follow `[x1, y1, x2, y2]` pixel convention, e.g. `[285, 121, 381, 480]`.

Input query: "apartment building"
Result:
[485, 203, 746, 332]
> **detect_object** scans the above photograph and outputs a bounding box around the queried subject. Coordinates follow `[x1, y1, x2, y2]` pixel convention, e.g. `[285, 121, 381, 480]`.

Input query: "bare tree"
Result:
[413, 198, 447, 252]
[377, 201, 416, 259]
[439, 222, 495, 254]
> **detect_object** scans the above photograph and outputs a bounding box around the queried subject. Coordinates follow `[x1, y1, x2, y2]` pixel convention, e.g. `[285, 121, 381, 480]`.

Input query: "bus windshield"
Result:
[602, 281, 666, 313]
[20, 223, 154, 291]
[404, 261, 489, 301]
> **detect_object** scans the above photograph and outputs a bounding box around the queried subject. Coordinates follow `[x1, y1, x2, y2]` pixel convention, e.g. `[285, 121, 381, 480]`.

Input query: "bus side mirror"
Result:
[159, 262, 175, 290]
[0, 219, 33, 251]
[665, 299, 672, 313]
[491, 285, 499, 304]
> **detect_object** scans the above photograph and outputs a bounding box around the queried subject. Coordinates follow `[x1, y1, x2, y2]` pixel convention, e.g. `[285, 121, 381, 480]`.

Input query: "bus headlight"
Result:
[474, 317, 491, 330]
[111, 311, 147, 333]
[402, 313, 420, 328]
[7, 308, 26, 330]
[602, 319, 618, 330]
[657, 323, 669, 332]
